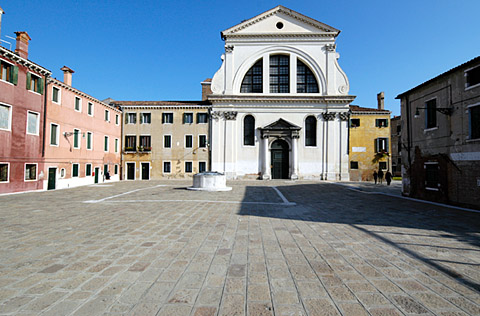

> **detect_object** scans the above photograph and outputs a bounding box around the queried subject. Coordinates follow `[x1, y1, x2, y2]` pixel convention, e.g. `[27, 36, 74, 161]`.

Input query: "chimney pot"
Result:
[377, 91, 385, 110]
[201, 78, 213, 100]
[14, 31, 31, 59]
[61, 66, 75, 86]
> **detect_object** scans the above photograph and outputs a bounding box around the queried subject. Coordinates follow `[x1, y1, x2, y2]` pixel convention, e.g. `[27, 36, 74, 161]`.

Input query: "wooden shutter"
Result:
[12, 66, 19, 85]
[375, 119, 379, 127]
[38, 77, 44, 95]
[374, 138, 378, 153]
[385, 119, 389, 127]
[26, 72, 31, 90]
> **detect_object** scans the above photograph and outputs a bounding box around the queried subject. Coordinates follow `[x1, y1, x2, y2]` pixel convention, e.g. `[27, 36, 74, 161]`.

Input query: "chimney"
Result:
[15, 31, 31, 59]
[0, 7, 4, 41]
[61, 66, 75, 86]
[377, 91, 385, 110]
[201, 78, 212, 100]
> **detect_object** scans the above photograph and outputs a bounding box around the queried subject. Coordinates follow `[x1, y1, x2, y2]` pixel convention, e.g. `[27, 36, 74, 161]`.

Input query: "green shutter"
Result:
[12, 66, 19, 85]
[38, 77, 44, 95]
[183, 113, 186, 124]
[385, 119, 389, 127]
[375, 119, 379, 127]
[385, 139, 389, 152]
[26, 72, 31, 90]
[374, 138, 378, 153]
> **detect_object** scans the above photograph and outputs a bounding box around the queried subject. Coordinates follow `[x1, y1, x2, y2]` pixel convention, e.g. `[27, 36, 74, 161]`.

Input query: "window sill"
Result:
[28, 90, 42, 96]
[466, 138, 480, 143]
[52, 101, 61, 105]
[0, 79, 15, 86]
[465, 83, 480, 91]
[0, 128, 12, 132]
[26, 132, 39, 136]
[424, 127, 438, 132]
[425, 187, 439, 191]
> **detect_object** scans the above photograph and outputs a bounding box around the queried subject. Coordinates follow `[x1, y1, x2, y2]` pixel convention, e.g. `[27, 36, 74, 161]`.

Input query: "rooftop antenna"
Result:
[0, 38, 11, 50]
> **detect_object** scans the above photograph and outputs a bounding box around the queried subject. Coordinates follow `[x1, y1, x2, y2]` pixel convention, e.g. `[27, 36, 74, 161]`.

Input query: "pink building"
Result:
[0, 32, 51, 194]
[43, 68, 122, 189]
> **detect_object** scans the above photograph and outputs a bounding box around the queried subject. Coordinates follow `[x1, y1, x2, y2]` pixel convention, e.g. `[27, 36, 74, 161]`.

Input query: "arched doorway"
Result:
[271, 139, 289, 179]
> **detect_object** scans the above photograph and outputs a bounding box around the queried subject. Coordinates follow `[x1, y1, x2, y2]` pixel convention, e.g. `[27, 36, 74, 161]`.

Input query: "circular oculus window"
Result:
[276, 22, 284, 29]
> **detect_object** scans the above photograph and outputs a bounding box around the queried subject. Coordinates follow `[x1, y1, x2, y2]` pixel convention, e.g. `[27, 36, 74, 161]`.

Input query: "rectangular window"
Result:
[375, 119, 388, 128]
[73, 129, 80, 149]
[75, 97, 81, 112]
[197, 113, 208, 124]
[0, 104, 12, 130]
[350, 161, 358, 169]
[125, 135, 136, 151]
[115, 138, 119, 153]
[199, 135, 207, 148]
[87, 132, 92, 150]
[469, 105, 480, 139]
[50, 123, 59, 146]
[72, 163, 79, 177]
[104, 136, 109, 152]
[105, 110, 110, 122]
[0, 163, 9, 182]
[141, 113, 151, 124]
[350, 118, 360, 128]
[87, 102, 93, 116]
[86, 164, 92, 176]
[27, 111, 39, 135]
[375, 138, 389, 153]
[25, 164, 37, 181]
[163, 161, 171, 173]
[466, 66, 480, 89]
[425, 163, 439, 189]
[379, 162, 387, 170]
[104, 164, 108, 175]
[139, 135, 151, 151]
[126, 113, 136, 124]
[185, 135, 193, 148]
[185, 161, 193, 173]
[270, 55, 290, 93]
[0, 60, 18, 85]
[183, 113, 193, 124]
[27, 73, 43, 94]
[396, 125, 401, 134]
[164, 135, 171, 148]
[115, 114, 119, 125]
[114, 164, 118, 175]
[162, 113, 173, 124]
[425, 99, 437, 129]
[199, 161, 206, 173]
[52, 86, 60, 103]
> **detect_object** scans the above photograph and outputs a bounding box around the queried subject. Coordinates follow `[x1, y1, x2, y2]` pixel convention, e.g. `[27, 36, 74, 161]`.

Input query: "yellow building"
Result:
[349, 101, 391, 181]
[114, 101, 210, 180]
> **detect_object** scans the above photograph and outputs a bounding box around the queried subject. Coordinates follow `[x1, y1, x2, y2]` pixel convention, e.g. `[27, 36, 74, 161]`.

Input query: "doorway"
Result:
[271, 139, 289, 179]
[141, 162, 150, 180]
[47, 167, 56, 190]
[94, 167, 100, 183]
[126, 162, 135, 180]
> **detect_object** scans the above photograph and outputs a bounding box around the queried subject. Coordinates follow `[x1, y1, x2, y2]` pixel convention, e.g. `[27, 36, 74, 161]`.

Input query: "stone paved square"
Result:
[0, 180, 479, 315]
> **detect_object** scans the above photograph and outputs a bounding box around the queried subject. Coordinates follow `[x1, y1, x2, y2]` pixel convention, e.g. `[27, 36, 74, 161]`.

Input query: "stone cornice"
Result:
[121, 105, 210, 110]
[0, 46, 51, 76]
[350, 110, 392, 115]
[226, 33, 335, 39]
[208, 94, 355, 104]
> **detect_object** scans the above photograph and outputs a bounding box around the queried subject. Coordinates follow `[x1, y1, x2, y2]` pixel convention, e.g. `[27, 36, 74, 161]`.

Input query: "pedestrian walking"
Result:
[385, 171, 392, 186]
[378, 169, 384, 184]
[373, 171, 378, 184]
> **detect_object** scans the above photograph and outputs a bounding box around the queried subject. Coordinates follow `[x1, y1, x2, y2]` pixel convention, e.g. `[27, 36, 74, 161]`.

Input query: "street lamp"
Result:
[414, 107, 453, 118]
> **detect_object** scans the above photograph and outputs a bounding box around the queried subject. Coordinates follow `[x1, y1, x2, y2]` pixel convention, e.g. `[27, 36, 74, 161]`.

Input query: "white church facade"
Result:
[208, 6, 355, 180]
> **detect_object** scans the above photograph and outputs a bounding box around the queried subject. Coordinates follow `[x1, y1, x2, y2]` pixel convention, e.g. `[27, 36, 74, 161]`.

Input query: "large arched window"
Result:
[297, 60, 318, 93]
[270, 55, 289, 93]
[305, 116, 317, 146]
[241, 59, 263, 93]
[244, 115, 255, 146]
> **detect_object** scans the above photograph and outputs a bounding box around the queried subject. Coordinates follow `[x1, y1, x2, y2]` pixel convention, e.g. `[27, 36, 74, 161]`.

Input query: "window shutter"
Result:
[183, 114, 186, 124]
[374, 138, 378, 153]
[162, 114, 165, 124]
[38, 77, 44, 95]
[12, 66, 19, 85]
[26, 72, 31, 90]
[386, 139, 389, 152]
[196, 113, 200, 123]
[385, 119, 389, 127]
[375, 119, 379, 127]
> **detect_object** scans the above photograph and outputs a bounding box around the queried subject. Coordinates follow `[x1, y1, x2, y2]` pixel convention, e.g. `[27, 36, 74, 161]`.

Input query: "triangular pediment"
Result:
[262, 118, 301, 130]
[222, 5, 339, 38]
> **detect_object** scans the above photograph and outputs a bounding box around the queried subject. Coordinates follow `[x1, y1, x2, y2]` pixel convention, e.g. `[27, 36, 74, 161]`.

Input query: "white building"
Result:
[208, 6, 355, 180]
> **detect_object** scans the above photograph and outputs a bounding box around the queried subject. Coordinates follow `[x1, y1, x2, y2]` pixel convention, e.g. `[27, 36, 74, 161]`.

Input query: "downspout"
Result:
[406, 95, 412, 195]
[42, 76, 49, 157]
[208, 106, 212, 171]
[120, 106, 123, 180]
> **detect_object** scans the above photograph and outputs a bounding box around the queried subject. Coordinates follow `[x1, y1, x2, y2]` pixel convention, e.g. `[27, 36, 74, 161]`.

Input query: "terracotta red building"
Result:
[0, 32, 51, 193]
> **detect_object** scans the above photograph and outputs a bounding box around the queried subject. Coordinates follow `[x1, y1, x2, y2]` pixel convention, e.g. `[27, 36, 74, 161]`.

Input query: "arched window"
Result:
[241, 59, 263, 93]
[270, 55, 289, 93]
[297, 60, 318, 93]
[244, 115, 255, 146]
[305, 116, 317, 146]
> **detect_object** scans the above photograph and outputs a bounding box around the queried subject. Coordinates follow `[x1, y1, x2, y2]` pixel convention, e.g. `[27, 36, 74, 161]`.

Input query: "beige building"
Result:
[113, 101, 210, 180]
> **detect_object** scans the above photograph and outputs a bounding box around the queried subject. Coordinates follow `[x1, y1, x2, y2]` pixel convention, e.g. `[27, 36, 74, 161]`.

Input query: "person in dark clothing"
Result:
[378, 169, 384, 184]
[385, 171, 392, 185]
[373, 171, 378, 184]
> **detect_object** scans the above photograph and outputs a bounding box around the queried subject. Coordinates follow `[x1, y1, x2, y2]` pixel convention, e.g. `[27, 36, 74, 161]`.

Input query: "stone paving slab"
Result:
[0, 180, 479, 315]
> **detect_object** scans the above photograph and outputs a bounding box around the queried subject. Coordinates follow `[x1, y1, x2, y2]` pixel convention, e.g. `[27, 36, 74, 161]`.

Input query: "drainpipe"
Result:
[208, 106, 212, 171]
[405, 95, 412, 195]
[42, 75, 49, 157]
[120, 106, 123, 180]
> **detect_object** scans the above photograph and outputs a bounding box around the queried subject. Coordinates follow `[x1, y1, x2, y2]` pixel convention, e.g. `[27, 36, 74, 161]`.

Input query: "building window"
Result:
[396, 124, 401, 134]
[104, 136, 109, 152]
[105, 110, 110, 122]
[140, 113, 151, 124]
[126, 113, 136, 124]
[0, 163, 9, 182]
[466, 66, 480, 89]
[375, 138, 389, 153]
[164, 135, 171, 148]
[86, 164, 92, 176]
[197, 113, 208, 123]
[50, 123, 59, 146]
[0, 104, 12, 130]
[74, 97, 81, 112]
[425, 99, 437, 129]
[199, 161, 206, 173]
[125, 135, 136, 151]
[375, 119, 389, 128]
[72, 163, 79, 177]
[241, 59, 263, 93]
[139, 135, 151, 151]
[73, 129, 80, 149]
[52, 86, 60, 103]
[87, 102, 93, 116]
[27, 73, 43, 94]
[350, 161, 359, 169]
[104, 164, 108, 175]
[270, 55, 289, 93]
[185, 135, 193, 148]
[185, 161, 193, 173]
[0, 60, 18, 85]
[379, 162, 387, 170]
[162, 113, 173, 124]
[60, 168, 65, 178]
[305, 116, 317, 146]
[27, 111, 39, 135]
[115, 138, 119, 153]
[243, 115, 255, 146]
[183, 113, 193, 124]
[25, 164, 37, 181]
[115, 114, 119, 125]
[87, 132, 92, 150]
[350, 118, 360, 128]
[425, 163, 439, 190]
[114, 164, 118, 175]
[297, 60, 318, 93]
[199, 135, 207, 148]
[469, 104, 480, 139]
[163, 161, 171, 173]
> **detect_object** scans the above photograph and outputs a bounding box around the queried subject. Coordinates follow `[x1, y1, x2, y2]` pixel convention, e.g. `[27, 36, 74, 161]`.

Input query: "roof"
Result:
[0, 46, 51, 76]
[396, 56, 480, 99]
[112, 100, 210, 106]
[349, 105, 391, 114]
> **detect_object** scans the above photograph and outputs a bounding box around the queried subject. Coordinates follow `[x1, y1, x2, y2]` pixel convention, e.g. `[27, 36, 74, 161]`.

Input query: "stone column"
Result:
[261, 134, 271, 180]
[291, 132, 299, 180]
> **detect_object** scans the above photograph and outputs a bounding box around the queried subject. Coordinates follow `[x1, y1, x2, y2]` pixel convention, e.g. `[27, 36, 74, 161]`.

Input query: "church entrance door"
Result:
[271, 139, 289, 179]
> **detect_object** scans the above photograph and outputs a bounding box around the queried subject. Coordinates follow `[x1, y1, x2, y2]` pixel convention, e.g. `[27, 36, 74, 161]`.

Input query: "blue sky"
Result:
[1, 0, 479, 116]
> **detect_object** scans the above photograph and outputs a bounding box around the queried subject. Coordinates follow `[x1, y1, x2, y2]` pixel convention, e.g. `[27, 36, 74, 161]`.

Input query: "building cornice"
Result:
[120, 105, 210, 110]
[0, 46, 51, 76]
[351, 111, 392, 115]
[208, 94, 355, 104]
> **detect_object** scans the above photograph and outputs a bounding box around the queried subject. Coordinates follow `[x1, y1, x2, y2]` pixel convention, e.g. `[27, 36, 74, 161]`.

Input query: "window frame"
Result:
[198, 161, 207, 173]
[350, 118, 360, 128]
[60, 168, 65, 178]
[26, 110, 40, 136]
[199, 135, 207, 148]
[87, 102, 94, 116]
[164, 134, 172, 148]
[24, 163, 38, 181]
[73, 128, 81, 149]
[124, 135, 136, 152]
[72, 163, 79, 178]
[305, 115, 317, 147]
[50, 123, 60, 146]
[105, 109, 110, 122]
[183, 112, 194, 124]
[126, 112, 136, 124]
[163, 161, 172, 174]
[0, 162, 10, 183]
[52, 86, 61, 104]
[424, 98, 437, 130]
[162, 112, 173, 124]
[197, 113, 208, 124]
[350, 161, 359, 169]
[375, 118, 389, 128]
[243, 115, 255, 146]
[375, 137, 389, 153]
[185, 135, 193, 148]
[104, 135, 109, 152]
[241, 59, 263, 93]
[297, 59, 319, 93]
[467, 102, 480, 140]
[269, 55, 290, 93]
[140, 112, 151, 124]
[74, 96, 82, 112]
[114, 164, 119, 175]
[0, 102, 12, 131]
[0, 59, 17, 85]
[115, 114, 119, 125]
[85, 163, 92, 176]
[185, 161, 193, 173]
[86, 131, 93, 150]
[465, 65, 480, 90]
[115, 138, 119, 153]
[27, 72, 43, 94]
[424, 162, 439, 191]
[139, 135, 151, 151]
